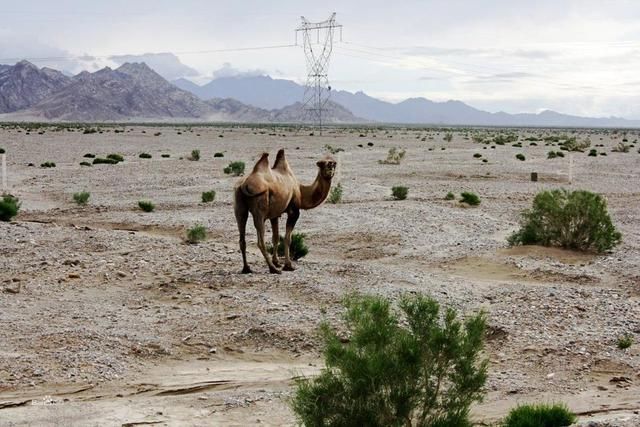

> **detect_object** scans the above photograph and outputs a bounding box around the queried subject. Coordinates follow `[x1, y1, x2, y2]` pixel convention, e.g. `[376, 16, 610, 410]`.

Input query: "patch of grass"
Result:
[328, 183, 343, 204]
[503, 403, 576, 427]
[460, 191, 481, 206]
[268, 233, 309, 260]
[617, 334, 633, 349]
[186, 224, 207, 244]
[391, 185, 408, 200]
[201, 191, 216, 203]
[72, 191, 90, 205]
[0, 194, 20, 221]
[138, 200, 155, 212]
[223, 161, 245, 176]
[214, 152, 224, 158]
[106, 154, 124, 163]
[291, 293, 487, 426]
[516, 153, 526, 161]
[40, 161, 56, 168]
[445, 191, 455, 200]
[378, 147, 406, 165]
[189, 149, 200, 161]
[508, 189, 621, 253]
[93, 157, 119, 165]
[139, 153, 152, 159]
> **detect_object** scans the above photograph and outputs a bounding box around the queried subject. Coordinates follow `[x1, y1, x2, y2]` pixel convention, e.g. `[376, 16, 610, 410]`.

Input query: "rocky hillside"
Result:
[0, 61, 71, 113]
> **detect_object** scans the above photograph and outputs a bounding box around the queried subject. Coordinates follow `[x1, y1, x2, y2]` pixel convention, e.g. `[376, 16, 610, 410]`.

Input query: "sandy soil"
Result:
[0, 125, 639, 426]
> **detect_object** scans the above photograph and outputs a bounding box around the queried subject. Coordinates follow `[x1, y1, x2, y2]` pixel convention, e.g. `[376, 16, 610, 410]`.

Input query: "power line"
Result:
[0, 44, 300, 64]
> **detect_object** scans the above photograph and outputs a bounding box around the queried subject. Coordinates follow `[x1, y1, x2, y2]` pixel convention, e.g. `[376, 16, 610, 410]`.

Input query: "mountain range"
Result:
[1, 59, 639, 127]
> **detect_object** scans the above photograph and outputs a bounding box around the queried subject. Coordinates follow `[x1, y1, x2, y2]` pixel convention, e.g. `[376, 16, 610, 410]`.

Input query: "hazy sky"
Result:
[2, 0, 640, 118]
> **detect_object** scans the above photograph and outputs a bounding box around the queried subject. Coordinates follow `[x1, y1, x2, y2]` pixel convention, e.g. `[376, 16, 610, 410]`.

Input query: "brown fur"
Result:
[234, 149, 336, 274]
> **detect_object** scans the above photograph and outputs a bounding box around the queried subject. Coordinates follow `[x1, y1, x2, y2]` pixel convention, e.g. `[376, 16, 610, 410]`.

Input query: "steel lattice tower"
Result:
[296, 13, 342, 133]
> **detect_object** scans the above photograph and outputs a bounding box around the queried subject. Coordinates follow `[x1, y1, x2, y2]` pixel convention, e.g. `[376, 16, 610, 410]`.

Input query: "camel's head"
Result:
[316, 157, 337, 180]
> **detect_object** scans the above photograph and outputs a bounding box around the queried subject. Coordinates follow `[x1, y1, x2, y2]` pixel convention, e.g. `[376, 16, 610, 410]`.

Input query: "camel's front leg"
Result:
[283, 206, 300, 272]
[270, 217, 281, 268]
[254, 216, 281, 274]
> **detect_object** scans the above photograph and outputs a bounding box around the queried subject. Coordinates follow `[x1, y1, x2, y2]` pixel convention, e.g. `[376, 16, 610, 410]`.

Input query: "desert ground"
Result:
[0, 124, 639, 426]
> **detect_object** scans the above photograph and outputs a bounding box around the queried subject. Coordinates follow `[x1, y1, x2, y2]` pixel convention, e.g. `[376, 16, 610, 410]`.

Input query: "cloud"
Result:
[211, 62, 267, 79]
[109, 52, 198, 80]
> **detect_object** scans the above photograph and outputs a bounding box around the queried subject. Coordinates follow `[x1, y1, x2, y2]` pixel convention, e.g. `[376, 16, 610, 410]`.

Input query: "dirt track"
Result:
[1, 125, 639, 426]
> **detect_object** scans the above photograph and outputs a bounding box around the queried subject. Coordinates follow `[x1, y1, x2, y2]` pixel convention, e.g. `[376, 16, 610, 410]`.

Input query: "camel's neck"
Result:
[299, 172, 332, 210]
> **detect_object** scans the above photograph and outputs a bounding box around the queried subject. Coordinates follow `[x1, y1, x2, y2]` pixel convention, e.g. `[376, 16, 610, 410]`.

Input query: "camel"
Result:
[234, 149, 336, 274]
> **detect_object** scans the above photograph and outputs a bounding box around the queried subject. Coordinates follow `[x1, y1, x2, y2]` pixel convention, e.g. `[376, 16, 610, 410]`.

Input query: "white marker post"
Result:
[1, 154, 6, 192]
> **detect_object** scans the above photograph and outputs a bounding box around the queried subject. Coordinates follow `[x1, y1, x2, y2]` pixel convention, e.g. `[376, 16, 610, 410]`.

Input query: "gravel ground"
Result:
[0, 125, 639, 426]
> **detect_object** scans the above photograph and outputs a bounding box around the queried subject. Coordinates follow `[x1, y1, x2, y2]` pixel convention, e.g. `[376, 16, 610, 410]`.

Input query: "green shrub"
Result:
[443, 132, 453, 142]
[83, 153, 95, 158]
[189, 149, 200, 161]
[268, 233, 308, 260]
[224, 161, 245, 176]
[324, 144, 345, 154]
[40, 161, 56, 168]
[161, 154, 170, 158]
[516, 153, 526, 161]
[378, 147, 406, 165]
[291, 293, 487, 427]
[588, 149, 598, 157]
[107, 154, 124, 163]
[445, 191, 455, 200]
[139, 153, 152, 159]
[508, 189, 621, 253]
[138, 200, 155, 212]
[328, 183, 343, 204]
[503, 403, 576, 427]
[473, 153, 482, 158]
[0, 148, 5, 154]
[186, 224, 207, 244]
[460, 191, 481, 206]
[214, 152, 224, 158]
[73, 191, 90, 205]
[547, 151, 558, 159]
[617, 334, 633, 349]
[391, 185, 408, 200]
[612, 142, 631, 153]
[79, 161, 92, 167]
[0, 194, 20, 221]
[93, 157, 119, 165]
[201, 191, 216, 203]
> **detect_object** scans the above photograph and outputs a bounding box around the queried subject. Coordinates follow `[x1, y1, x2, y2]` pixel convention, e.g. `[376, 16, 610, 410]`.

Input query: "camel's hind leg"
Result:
[254, 215, 281, 274]
[270, 217, 281, 268]
[234, 191, 252, 274]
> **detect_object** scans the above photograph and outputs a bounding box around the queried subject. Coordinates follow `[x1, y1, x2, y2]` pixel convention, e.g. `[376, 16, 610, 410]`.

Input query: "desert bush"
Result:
[502, 403, 576, 427]
[324, 144, 345, 154]
[201, 191, 216, 203]
[161, 154, 170, 158]
[154, 132, 162, 136]
[328, 183, 343, 204]
[560, 136, 590, 152]
[224, 161, 245, 176]
[139, 153, 152, 159]
[515, 154, 526, 161]
[0, 194, 20, 221]
[73, 191, 90, 205]
[291, 293, 487, 427]
[186, 224, 207, 244]
[79, 161, 92, 167]
[83, 128, 97, 134]
[0, 148, 5, 154]
[588, 149, 598, 157]
[107, 154, 124, 163]
[83, 153, 95, 158]
[460, 191, 481, 206]
[40, 161, 56, 168]
[443, 132, 453, 142]
[473, 153, 482, 158]
[547, 151, 558, 159]
[268, 232, 308, 260]
[189, 149, 200, 161]
[214, 152, 224, 158]
[379, 147, 406, 165]
[617, 334, 633, 349]
[138, 200, 155, 212]
[445, 191, 455, 200]
[391, 185, 408, 200]
[93, 157, 119, 165]
[612, 142, 631, 153]
[508, 189, 621, 253]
